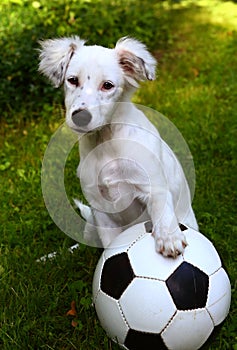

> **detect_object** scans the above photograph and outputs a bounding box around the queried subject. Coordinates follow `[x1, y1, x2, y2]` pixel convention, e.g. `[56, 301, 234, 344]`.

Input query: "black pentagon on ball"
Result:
[144, 220, 153, 233]
[166, 262, 209, 310]
[101, 252, 135, 299]
[125, 329, 168, 350]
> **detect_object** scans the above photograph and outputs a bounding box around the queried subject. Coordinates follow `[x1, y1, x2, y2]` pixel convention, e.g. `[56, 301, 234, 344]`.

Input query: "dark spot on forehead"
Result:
[87, 75, 90, 80]
[80, 86, 84, 90]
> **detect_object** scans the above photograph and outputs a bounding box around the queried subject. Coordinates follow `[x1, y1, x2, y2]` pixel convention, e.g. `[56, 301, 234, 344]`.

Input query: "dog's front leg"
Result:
[147, 190, 187, 258]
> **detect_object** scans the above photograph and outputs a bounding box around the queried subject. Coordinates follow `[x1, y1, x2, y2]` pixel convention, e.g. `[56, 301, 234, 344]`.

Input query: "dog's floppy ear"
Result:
[115, 37, 157, 87]
[38, 36, 85, 87]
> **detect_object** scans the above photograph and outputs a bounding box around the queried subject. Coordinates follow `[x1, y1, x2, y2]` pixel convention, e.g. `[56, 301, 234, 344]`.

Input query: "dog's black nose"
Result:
[72, 108, 92, 127]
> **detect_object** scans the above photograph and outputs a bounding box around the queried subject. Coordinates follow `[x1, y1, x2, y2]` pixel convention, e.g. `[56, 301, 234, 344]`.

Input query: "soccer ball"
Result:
[92, 222, 231, 350]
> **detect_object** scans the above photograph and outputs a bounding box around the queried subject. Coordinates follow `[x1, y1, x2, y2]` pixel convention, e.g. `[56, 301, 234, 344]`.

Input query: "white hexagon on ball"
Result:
[162, 309, 214, 350]
[120, 277, 176, 333]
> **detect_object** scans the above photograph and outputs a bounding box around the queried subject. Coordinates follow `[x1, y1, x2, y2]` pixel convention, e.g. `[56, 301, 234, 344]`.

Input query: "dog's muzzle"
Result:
[72, 108, 92, 128]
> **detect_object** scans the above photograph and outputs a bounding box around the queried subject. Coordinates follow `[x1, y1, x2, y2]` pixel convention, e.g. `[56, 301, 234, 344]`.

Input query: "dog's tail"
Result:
[74, 199, 102, 246]
[74, 199, 93, 221]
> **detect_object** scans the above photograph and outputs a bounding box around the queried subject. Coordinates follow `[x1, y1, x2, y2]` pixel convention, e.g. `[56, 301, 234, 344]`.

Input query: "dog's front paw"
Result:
[154, 229, 187, 258]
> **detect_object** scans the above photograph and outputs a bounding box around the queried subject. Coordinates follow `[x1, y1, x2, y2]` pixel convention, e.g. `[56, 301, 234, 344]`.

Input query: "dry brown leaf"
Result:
[66, 300, 77, 317]
[71, 319, 78, 328]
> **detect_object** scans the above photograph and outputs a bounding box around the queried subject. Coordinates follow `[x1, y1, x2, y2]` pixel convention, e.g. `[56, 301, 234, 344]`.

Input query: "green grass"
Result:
[0, 0, 237, 349]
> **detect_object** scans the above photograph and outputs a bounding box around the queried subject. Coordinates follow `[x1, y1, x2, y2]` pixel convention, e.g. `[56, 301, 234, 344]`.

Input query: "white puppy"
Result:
[39, 36, 198, 257]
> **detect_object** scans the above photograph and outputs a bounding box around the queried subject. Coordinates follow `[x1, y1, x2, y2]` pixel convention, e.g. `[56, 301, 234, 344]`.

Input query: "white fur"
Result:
[39, 36, 198, 257]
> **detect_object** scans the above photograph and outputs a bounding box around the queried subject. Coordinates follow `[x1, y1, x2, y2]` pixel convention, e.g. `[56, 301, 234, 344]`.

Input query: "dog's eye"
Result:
[102, 81, 114, 91]
[67, 77, 79, 87]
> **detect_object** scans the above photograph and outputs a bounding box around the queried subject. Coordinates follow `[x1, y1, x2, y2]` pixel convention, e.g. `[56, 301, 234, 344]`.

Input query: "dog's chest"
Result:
[77, 124, 154, 207]
[79, 150, 136, 203]
[78, 125, 130, 190]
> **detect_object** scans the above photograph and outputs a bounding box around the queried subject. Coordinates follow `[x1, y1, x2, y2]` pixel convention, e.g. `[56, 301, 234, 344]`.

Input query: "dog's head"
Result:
[39, 36, 157, 133]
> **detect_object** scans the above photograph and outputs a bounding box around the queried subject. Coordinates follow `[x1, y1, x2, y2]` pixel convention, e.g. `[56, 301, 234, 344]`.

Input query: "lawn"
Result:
[0, 0, 236, 349]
